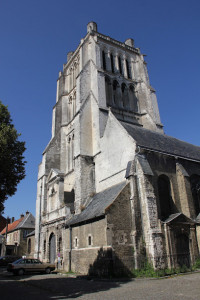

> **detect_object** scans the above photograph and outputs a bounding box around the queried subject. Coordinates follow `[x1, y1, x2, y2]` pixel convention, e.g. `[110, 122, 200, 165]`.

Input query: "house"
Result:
[1, 212, 35, 256]
[35, 22, 200, 275]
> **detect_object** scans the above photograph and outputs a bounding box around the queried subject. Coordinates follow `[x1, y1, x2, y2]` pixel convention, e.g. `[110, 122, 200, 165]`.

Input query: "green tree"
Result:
[0, 101, 26, 213]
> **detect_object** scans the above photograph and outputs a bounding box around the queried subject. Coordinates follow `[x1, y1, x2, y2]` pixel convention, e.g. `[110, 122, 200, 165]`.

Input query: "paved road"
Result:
[0, 267, 200, 299]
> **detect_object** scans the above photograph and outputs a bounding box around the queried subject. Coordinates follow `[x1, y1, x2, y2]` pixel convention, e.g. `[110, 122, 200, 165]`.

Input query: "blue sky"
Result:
[0, 0, 200, 219]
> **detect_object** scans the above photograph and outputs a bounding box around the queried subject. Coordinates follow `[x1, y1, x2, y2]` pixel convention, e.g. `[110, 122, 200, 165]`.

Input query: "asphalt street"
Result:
[0, 267, 200, 300]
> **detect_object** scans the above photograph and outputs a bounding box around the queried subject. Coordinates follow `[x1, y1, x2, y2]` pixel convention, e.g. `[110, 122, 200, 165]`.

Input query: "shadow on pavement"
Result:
[0, 270, 132, 299]
[24, 276, 131, 299]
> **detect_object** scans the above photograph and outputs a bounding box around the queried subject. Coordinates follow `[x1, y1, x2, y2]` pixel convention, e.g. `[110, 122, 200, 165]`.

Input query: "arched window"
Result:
[190, 174, 200, 217]
[126, 59, 131, 79]
[73, 64, 76, 88]
[69, 68, 73, 91]
[102, 50, 106, 70]
[129, 85, 139, 112]
[118, 56, 122, 74]
[43, 240, 46, 254]
[105, 76, 112, 106]
[113, 80, 119, 106]
[68, 96, 73, 122]
[110, 53, 114, 73]
[121, 83, 128, 108]
[157, 175, 173, 220]
[73, 92, 76, 117]
[28, 238, 31, 254]
[68, 136, 71, 171]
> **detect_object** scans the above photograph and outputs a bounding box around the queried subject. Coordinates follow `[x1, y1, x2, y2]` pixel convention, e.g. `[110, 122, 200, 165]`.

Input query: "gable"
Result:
[47, 168, 64, 183]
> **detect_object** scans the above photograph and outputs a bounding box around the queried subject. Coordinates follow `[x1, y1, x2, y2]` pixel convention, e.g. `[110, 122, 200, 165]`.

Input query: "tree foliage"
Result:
[0, 101, 26, 213]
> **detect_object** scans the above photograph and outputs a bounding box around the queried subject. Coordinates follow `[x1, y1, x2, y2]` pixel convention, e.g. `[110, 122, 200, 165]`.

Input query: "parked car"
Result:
[7, 258, 55, 275]
[0, 256, 21, 266]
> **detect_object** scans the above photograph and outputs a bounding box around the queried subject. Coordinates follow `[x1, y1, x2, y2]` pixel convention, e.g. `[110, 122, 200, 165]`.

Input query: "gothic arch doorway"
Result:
[176, 233, 190, 267]
[49, 233, 56, 264]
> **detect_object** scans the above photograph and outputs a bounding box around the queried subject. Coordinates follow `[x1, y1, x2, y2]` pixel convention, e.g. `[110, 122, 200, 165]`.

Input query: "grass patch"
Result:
[132, 258, 200, 278]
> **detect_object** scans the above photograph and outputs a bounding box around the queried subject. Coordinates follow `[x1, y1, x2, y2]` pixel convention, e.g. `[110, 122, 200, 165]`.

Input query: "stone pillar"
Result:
[123, 55, 128, 78]
[135, 154, 165, 269]
[114, 52, 119, 73]
[176, 163, 195, 218]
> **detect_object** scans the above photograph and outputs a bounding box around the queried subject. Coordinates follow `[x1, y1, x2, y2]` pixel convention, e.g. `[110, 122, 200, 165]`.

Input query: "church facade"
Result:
[35, 22, 200, 275]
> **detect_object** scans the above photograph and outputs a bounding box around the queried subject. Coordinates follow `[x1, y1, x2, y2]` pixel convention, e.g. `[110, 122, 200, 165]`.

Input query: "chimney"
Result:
[26, 211, 29, 215]
[11, 217, 15, 223]
[20, 213, 24, 218]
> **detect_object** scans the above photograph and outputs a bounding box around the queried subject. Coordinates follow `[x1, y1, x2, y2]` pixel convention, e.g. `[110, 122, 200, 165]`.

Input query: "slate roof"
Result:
[67, 181, 127, 226]
[164, 213, 195, 224]
[121, 122, 200, 162]
[1, 213, 35, 234]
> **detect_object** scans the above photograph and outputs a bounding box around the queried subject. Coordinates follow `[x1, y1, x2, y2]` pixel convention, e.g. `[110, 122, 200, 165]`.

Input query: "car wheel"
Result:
[45, 267, 51, 274]
[18, 269, 24, 276]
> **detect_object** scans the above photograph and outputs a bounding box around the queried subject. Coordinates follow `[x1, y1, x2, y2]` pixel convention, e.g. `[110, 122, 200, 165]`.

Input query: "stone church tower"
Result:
[35, 22, 200, 274]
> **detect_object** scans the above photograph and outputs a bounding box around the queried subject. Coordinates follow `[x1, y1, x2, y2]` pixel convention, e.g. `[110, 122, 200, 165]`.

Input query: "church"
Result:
[35, 22, 200, 275]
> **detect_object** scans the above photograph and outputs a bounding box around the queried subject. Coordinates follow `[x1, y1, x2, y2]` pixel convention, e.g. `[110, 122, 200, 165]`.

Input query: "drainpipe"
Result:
[38, 184, 42, 259]
[69, 226, 72, 272]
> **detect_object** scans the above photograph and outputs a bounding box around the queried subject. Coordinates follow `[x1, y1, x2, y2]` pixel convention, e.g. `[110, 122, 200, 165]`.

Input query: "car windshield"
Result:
[13, 259, 24, 264]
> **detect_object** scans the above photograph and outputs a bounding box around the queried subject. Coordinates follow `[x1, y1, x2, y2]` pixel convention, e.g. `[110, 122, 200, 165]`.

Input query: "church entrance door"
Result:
[49, 233, 56, 264]
[176, 233, 190, 267]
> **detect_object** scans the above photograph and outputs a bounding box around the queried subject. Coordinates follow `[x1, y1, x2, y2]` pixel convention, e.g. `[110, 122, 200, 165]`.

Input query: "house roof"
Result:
[121, 122, 200, 162]
[1, 217, 24, 234]
[67, 181, 127, 226]
[0, 213, 35, 234]
[164, 213, 195, 224]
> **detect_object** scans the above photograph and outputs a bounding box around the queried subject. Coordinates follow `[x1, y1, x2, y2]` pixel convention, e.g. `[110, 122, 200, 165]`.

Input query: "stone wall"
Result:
[106, 183, 134, 275]
[63, 218, 107, 274]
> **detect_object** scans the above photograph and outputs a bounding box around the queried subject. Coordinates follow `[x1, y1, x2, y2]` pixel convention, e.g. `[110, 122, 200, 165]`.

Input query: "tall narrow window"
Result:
[158, 175, 173, 220]
[190, 175, 200, 217]
[110, 53, 114, 73]
[105, 76, 111, 106]
[68, 137, 71, 171]
[121, 83, 127, 108]
[43, 240, 46, 254]
[28, 239, 31, 254]
[68, 96, 73, 122]
[102, 50, 106, 70]
[118, 56, 122, 74]
[73, 92, 76, 117]
[126, 59, 131, 79]
[73, 65, 76, 88]
[69, 68, 73, 91]
[88, 235, 92, 246]
[113, 80, 119, 105]
[129, 85, 139, 112]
